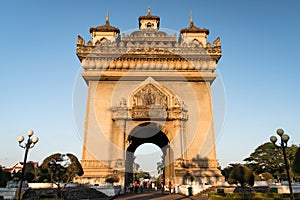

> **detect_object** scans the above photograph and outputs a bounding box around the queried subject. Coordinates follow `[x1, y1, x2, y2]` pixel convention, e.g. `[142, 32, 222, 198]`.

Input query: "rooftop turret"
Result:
[89, 12, 120, 44]
[138, 6, 160, 31]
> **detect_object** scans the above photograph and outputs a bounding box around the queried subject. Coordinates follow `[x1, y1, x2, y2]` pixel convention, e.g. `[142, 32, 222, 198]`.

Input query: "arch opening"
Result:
[134, 143, 163, 178]
[125, 122, 169, 186]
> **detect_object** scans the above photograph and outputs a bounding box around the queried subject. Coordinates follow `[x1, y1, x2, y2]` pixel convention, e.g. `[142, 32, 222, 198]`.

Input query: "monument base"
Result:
[74, 160, 125, 186]
[75, 159, 224, 187]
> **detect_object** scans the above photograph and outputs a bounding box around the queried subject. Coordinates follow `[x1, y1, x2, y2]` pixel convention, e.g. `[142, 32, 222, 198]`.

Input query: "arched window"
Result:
[146, 22, 154, 28]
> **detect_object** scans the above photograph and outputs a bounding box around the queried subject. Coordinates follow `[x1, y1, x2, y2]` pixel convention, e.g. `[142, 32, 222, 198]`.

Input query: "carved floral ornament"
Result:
[112, 79, 188, 121]
[81, 159, 125, 169]
[76, 35, 221, 72]
[77, 36, 220, 71]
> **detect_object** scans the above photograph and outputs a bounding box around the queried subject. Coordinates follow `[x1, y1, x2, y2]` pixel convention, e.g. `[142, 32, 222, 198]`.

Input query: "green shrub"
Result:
[39, 194, 56, 199]
[209, 194, 231, 200]
[209, 192, 294, 200]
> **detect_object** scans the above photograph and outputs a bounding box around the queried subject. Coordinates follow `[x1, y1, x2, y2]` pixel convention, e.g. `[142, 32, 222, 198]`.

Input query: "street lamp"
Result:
[270, 128, 294, 200]
[17, 130, 39, 200]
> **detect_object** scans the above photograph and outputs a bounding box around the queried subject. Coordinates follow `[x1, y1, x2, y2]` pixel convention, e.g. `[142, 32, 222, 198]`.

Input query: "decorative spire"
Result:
[148, 5, 151, 15]
[90, 10, 120, 34]
[138, 6, 160, 30]
[105, 10, 110, 26]
[190, 10, 194, 27]
[180, 10, 209, 34]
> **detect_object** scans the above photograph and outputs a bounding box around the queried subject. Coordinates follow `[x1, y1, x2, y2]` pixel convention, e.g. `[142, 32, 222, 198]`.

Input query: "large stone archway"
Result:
[75, 9, 224, 187]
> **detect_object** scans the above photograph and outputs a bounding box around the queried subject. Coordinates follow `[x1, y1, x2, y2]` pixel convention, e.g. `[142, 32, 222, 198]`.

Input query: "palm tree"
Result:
[133, 162, 140, 174]
[133, 160, 140, 181]
[156, 155, 165, 184]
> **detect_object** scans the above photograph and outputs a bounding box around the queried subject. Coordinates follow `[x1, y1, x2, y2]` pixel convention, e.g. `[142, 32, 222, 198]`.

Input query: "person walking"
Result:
[134, 181, 139, 194]
[168, 181, 172, 195]
[160, 182, 164, 194]
[139, 181, 143, 193]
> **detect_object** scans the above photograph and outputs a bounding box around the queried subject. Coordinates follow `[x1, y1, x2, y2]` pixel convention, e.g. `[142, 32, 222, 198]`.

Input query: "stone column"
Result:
[111, 101, 128, 187]
[164, 144, 175, 184]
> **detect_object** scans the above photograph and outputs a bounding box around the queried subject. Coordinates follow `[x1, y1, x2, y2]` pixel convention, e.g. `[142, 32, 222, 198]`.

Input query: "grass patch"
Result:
[208, 192, 297, 200]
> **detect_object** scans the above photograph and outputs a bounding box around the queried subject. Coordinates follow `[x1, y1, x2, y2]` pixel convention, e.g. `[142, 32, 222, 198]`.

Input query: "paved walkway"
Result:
[114, 190, 208, 200]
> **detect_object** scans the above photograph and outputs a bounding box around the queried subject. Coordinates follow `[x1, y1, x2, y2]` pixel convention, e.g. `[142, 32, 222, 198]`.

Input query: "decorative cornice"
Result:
[80, 59, 218, 71]
[76, 42, 221, 64]
[81, 70, 217, 81]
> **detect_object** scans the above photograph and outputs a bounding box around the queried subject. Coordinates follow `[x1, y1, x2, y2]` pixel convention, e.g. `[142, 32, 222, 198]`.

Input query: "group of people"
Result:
[127, 180, 156, 193]
[126, 180, 174, 194]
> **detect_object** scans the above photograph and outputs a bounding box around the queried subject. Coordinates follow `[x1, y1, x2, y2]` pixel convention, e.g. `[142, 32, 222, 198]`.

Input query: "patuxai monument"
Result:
[75, 8, 224, 187]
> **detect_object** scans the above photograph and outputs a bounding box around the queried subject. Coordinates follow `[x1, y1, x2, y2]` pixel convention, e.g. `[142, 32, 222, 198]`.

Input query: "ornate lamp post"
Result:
[17, 130, 39, 200]
[270, 128, 294, 200]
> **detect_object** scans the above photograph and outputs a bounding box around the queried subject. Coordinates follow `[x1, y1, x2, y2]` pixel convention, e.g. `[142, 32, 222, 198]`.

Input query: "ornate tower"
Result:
[138, 6, 160, 30]
[179, 12, 210, 47]
[75, 9, 224, 186]
[89, 13, 120, 45]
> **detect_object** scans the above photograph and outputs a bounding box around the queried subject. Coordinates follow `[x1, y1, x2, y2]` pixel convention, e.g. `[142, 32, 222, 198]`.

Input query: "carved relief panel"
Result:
[112, 78, 188, 121]
[132, 83, 168, 108]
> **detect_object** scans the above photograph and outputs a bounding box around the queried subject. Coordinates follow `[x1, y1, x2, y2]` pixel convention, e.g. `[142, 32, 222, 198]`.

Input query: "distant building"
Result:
[5, 161, 38, 174]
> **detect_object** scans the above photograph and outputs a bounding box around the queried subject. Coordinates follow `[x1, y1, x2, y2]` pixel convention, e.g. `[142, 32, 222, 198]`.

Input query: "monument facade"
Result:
[75, 8, 224, 186]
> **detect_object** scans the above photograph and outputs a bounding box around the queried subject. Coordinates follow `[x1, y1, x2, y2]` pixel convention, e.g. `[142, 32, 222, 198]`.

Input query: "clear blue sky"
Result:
[0, 0, 299, 173]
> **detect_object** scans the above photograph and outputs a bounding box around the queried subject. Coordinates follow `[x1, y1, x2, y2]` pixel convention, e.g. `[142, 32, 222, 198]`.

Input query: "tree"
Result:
[135, 171, 151, 180]
[293, 147, 300, 178]
[156, 155, 165, 183]
[40, 153, 83, 198]
[228, 164, 254, 199]
[257, 172, 274, 181]
[133, 161, 140, 181]
[244, 142, 298, 179]
[0, 166, 11, 187]
[221, 163, 240, 181]
[156, 161, 164, 176]
[23, 162, 38, 182]
[11, 162, 38, 183]
[133, 161, 140, 174]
